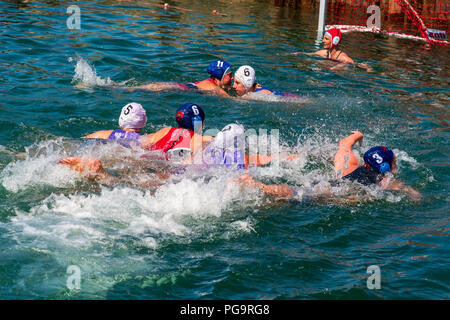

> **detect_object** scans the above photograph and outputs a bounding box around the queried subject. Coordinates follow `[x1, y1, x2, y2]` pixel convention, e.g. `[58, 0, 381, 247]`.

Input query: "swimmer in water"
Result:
[81, 102, 213, 158]
[60, 122, 298, 186]
[117, 60, 233, 97]
[188, 123, 247, 169]
[288, 28, 373, 71]
[187, 123, 299, 168]
[82, 102, 147, 143]
[313, 28, 354, 64]
[70, 102, 150, 150]
[192, 60, 233, 96]
[59, 123, 245, 186]
[289, 28, 353, 64]
[60, 103, 213, 182]
[236, 131, 421, 202]
[232, 65, 299, 99]
[140, 103, 214, 161]
[65, 103, 213, 161]
[333, 131, 420, 199]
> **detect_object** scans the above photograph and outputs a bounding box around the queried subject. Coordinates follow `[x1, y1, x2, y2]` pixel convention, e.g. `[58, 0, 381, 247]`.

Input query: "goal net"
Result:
[326, 0, 449, 45]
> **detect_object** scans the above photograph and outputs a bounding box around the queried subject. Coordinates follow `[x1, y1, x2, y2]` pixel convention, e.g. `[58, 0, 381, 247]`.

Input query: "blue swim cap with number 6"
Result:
[207, 60, 231, 81]
[176, 103, 205, 131]
[364, 146, 394, 173]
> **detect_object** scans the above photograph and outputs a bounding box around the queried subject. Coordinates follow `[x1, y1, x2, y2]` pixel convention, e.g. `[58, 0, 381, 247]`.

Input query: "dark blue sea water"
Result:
[0, 0, 448, 299]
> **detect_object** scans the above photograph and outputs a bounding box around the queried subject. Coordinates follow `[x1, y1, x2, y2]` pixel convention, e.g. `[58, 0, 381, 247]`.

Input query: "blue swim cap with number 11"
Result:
[207, 60, 231, 81]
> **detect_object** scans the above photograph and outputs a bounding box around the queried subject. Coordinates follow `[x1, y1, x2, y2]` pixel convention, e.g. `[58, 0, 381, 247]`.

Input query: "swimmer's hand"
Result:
[381, 178, 422, 202]
[285, 154, 300, 161]
[233, 173, 263, 189]
[59, 157, 107, 180]
[357, 62, 374, 73]
[74, 83, 88, 89]
[15, 152, 27, 160]
[405, 186, 422, 202]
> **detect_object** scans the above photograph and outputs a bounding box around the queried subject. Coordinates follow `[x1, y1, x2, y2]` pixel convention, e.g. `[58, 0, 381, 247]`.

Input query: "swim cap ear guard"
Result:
[379, 162, 391, 174]
[207, 60, 232, 82]
[176, 103, 205, 131]
[363, 146, 394, 174]
[332, 35, 340, 46]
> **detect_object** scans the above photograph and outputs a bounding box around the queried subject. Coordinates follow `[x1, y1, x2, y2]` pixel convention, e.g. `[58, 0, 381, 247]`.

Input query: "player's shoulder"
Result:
[339, 51, 354, 63]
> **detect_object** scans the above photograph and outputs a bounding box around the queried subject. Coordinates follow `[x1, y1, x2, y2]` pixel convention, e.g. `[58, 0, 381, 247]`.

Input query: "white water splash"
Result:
[393, 148, 420, 170]
[0, 133, 425, 251]
[243, 91, 310, 104]
[69, 56, 116, 87]
[230, 219, 256, 233]
[0, 139, 79, 192]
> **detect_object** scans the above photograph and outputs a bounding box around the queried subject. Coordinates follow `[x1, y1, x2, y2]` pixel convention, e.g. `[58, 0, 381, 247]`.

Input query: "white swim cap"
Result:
[234, 65, 255, 89]
[213, 123, 246, 151]
[119, 102, 147, 130]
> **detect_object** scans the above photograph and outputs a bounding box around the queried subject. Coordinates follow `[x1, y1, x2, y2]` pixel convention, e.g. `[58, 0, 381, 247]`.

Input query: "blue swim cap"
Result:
[176, 103, 205, 131]
[364, 146, 394, 173]
[207, 60, 232, 81]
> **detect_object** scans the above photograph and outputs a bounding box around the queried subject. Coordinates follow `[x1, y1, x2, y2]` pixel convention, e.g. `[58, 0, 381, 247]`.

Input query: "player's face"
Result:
[322, 34, 332, 49]
[221, 71, 233, 87]
[233, 78, 247, 96]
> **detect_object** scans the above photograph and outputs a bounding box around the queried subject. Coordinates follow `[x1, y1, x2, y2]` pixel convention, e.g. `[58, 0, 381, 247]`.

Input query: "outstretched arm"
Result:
[111, 82, 190, 92]
[233, 174, 333, 201]
[285, 51, 316, 56]
[59, 157, 167, 188]
[59, 157, 116, 184]
[334, 131, 363, 177]
[244, 153, 300, 169]
[234, 173, 294, 198]
[356, 62, 374, 72]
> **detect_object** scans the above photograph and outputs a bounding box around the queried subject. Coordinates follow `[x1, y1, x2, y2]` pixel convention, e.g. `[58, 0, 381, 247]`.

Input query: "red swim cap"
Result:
[325, 28, 342, 47]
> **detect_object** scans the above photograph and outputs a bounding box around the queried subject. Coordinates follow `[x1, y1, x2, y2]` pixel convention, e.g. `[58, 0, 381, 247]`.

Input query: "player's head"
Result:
[363, 146, 395, 174]
[324, 28, 342, 48]
[233, 65, 255, 96]
[207, 60, 233, 87]
[119, 102, 147, 131]
[213, 123, 246, 151]
[176, 103, 205, 132]
[202, 123, 246, 169]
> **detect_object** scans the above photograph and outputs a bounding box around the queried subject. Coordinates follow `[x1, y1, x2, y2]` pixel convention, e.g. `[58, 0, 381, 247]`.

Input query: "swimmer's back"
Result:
[193, 78, 229, 96]
[342, 166, 384, 186]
